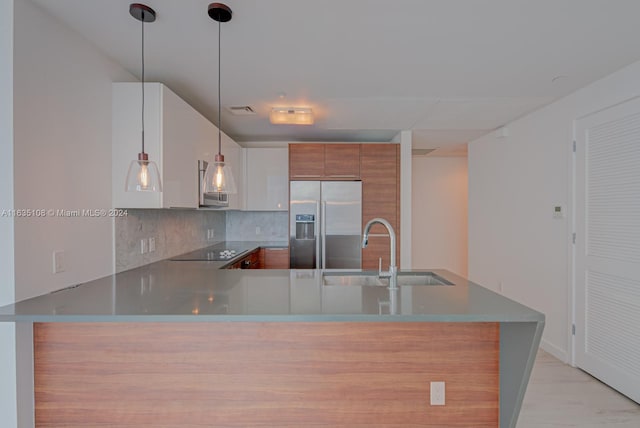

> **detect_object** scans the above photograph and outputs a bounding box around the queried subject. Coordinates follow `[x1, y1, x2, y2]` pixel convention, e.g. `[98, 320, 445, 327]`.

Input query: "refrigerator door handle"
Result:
[315, 201, 321, 269]
[321, 201, 327, 269]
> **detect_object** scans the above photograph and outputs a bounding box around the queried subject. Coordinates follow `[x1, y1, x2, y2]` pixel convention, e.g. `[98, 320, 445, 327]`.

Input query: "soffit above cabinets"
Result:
[31, 0, 640, 147]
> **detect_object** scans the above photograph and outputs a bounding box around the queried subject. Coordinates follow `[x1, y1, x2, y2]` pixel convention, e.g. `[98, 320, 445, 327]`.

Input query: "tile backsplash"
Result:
[226, 211, 288, 241]
[115, 209, 226, 272]
[114, 209, 288, 272]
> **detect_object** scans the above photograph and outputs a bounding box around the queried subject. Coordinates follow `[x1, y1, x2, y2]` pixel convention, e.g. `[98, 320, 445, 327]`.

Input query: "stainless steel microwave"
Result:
[198, 160, 229, 208]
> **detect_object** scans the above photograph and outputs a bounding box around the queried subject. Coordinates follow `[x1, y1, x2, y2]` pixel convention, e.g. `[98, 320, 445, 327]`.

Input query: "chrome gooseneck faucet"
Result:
[362, 217, 398, 290]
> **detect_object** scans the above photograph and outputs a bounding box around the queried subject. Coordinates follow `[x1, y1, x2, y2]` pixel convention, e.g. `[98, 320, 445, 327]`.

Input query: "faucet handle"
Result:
[378, 257, 391, 278]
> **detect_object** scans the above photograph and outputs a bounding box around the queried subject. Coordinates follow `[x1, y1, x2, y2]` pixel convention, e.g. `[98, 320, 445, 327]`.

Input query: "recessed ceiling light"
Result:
[412, 148, 437, 156]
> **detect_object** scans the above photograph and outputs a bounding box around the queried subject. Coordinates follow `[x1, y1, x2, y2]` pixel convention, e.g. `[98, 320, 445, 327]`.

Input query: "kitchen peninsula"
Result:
[0, 260, 544, 428]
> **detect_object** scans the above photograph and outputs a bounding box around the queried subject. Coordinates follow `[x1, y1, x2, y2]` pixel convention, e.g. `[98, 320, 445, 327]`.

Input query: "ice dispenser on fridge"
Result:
[296, 215, 315, 240]
[290, 213, 317, 269]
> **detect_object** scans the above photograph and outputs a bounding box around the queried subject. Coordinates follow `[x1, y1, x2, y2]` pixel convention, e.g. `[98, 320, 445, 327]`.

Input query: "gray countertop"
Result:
[0, 258, 544, 323]
[1, 241, 544, 428]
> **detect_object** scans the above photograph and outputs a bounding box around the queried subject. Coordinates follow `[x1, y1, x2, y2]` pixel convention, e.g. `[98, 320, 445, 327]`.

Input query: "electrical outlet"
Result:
[430, 381, 445, 406]
[148, 237, 156, 253]
[52, 251, 65, 274]
[255, 226, 262, 235]
[206, 228, 215, 240]
[140, 239, 148, 254]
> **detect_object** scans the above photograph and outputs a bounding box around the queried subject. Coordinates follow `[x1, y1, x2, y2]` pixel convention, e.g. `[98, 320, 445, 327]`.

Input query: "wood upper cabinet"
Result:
[288, 142, 399, 269]
[289, 144, 360, 179]
[324, 145, 360, 178]
[360, 144, 400, 270]
[289, 144, 325, 178]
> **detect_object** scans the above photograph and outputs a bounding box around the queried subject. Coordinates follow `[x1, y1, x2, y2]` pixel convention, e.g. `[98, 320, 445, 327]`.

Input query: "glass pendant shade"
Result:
[125, 154, 162, 192]
[203, 158, 237, 194]
[126, 3, 161, 193]
[204, 3, 237, 196]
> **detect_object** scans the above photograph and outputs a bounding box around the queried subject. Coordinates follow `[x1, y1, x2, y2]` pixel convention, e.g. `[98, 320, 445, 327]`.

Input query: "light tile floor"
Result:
[517, 350, 640, 427]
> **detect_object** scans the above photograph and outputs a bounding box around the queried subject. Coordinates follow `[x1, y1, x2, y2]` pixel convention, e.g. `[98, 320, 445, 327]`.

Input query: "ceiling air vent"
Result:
[412, 148, 437, 157]
[228, 106, 256, 116]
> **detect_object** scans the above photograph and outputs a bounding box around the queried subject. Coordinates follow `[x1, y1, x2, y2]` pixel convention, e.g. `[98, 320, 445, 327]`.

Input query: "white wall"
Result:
[392, 131, 413, 268]
[0, 0, 18, 425]
[399, 131, 412, 269]
[412, 156, 468, 276]
[469, 58, 640, 363]
[13, 0, 134, 300]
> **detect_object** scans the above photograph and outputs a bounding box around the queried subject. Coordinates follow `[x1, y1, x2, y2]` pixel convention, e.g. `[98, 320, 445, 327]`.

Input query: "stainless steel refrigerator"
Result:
[289, 181, 362, 269]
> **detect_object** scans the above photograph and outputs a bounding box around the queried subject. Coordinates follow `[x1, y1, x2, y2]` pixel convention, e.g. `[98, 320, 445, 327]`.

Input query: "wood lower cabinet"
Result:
[227, 249, 261, 269]
[360, 144, 400, 269]
[34, 322, 499, 427]
[228, 248, 289, 269]
[260, 247, 290, 269]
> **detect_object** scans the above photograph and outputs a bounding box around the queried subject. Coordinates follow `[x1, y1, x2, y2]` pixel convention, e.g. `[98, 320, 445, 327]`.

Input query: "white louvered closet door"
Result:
[575, 97, 640, 404]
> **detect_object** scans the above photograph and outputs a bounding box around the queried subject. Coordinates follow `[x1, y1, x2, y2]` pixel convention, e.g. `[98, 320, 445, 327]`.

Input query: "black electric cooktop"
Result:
[170, 247, 249, 262]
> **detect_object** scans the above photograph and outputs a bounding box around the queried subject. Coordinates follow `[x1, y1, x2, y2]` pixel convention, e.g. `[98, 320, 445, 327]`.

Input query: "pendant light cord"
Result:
[217, 18, 222, 156]
[141, 11, 146, 154]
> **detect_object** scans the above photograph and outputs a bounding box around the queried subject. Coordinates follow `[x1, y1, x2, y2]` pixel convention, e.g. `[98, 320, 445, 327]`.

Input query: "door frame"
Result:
[569, 119, 577, 366]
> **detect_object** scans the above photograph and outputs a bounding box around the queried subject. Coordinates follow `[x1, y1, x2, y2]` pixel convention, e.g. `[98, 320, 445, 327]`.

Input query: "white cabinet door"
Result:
[221, 134, 244, 210]
[245, 148, 288, 211]
[113, 83, 230, 209]
[161, 85, 212, 208]
[112, 83, 162, 208]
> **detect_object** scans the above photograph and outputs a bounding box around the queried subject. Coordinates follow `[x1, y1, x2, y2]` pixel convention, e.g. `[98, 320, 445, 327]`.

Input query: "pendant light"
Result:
[203, 3, 237, 194]
[125, 3, 162, 192]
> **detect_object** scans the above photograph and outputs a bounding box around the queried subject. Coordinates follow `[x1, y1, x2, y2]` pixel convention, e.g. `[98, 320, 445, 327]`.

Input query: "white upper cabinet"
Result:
[244, 148, 288, 211]
[221, 133, 244, 210]
[112, 82, 242, 209]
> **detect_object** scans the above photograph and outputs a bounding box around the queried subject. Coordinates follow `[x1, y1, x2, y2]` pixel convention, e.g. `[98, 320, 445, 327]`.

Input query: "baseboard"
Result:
[540, 339, 569, 363]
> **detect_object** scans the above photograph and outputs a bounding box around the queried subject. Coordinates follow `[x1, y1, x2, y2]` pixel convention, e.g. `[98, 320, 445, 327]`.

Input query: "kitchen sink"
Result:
[322, 272, 453, 286]
[322, 273, 386, 286]
[396, 272, 453, 286]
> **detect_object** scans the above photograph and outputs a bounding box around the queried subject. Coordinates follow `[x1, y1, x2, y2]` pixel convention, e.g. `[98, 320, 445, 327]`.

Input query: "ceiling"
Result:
[32, 0, 640, 153]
